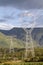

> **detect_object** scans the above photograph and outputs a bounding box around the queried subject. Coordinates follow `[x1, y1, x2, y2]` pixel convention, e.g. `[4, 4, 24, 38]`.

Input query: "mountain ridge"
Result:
[0, 27, 43, 47]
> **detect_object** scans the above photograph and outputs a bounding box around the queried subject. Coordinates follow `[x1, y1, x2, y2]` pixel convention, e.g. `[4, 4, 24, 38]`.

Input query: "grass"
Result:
[0, 32, 25, 48]
[0, 62, 43, 65]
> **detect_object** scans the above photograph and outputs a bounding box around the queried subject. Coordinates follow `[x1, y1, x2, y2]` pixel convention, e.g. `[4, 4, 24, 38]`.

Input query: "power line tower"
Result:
[10, 36, 14, 53]
[19, 11, 36, 59]
[10, 35, 17, 53]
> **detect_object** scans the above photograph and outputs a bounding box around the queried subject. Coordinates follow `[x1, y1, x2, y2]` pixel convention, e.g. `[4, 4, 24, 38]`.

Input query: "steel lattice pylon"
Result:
[10, 36, 14, 53]
[19, 11, 40, 58]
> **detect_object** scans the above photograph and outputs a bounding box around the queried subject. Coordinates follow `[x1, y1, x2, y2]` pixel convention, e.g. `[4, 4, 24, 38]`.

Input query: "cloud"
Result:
[0, 0, 43, 9]
[0, 19, 6, 22]
[0, 23, 14, 30]
[0, 6, 43, 29]
[4, 15, 14, 20]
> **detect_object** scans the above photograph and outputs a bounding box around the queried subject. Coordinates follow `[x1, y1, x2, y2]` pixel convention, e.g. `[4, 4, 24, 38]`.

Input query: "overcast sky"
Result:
[0, 0, 43, 30]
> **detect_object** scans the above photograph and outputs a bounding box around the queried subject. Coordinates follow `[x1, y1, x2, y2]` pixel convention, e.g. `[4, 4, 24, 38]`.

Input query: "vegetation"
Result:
[0, 47, 43, 63]
[0, 32, 43, 65]
[0, 32, 25, 48]
[0, 62, 43, 65]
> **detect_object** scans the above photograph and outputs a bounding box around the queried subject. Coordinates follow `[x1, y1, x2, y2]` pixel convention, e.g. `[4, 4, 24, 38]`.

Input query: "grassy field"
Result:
[0, 32, 25, 48]
[0, 62, 43, 65]
[0, 33, 43, 65]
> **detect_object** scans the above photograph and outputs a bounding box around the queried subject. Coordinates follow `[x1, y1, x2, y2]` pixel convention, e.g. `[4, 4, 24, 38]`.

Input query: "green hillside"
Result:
[0, 33, 43, 62]
[0, 32, 42, 49]
[0, 32, 25, 48]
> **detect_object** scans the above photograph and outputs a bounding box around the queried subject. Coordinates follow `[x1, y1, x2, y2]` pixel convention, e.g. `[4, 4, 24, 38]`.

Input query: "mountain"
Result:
[0, 28, 43, 48]
[0, 28, 26, 41]
[32, 28, 43, 46]
[0, 32, 25, 48]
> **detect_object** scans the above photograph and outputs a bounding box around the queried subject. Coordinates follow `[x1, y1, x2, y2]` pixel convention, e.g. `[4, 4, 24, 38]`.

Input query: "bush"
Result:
[32, 57, 40, 62]
[3, 63, 11, 65]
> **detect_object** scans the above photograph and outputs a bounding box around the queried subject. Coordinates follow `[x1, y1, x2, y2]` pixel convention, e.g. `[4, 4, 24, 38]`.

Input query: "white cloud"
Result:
[0, 23, 14, 30]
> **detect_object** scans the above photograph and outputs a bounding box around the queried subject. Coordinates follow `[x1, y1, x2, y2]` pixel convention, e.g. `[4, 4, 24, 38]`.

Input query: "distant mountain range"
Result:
[0, 28, 43, 48]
